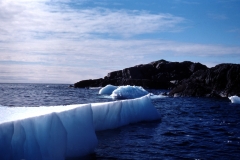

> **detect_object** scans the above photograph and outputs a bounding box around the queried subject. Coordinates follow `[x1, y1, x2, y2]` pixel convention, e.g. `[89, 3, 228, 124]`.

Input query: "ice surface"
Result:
[0, 104, 98, 160]
[229, 96, 240, 104]
[92, 95, 160, 131]
[0, 95, 160, 159]
[110, 85, 149, 99]
[0, 104, 86, 124]
[99, 84, 118, 95]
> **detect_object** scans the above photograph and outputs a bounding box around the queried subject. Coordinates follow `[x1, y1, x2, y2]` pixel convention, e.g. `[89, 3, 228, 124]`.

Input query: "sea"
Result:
[0, 83, 240, 160]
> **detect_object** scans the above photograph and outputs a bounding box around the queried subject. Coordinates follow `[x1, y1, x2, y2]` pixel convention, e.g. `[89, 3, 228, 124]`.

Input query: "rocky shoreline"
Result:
[73, 59, 240, 98]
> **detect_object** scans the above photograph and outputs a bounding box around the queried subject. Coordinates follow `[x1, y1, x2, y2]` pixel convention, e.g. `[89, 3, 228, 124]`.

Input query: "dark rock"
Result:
[152, 60, 208, 81]
[73, 59, 208, 90]
[190, 62, 207, 72]
[74, 78, 104, 88]
[73, 60, 240, 98]
[116, 79, 172, 89]
[107, 70, 122, 79]
[122, 67, 143, 79]
[135, 64, 157, 79]
[169, 64, 240, 97]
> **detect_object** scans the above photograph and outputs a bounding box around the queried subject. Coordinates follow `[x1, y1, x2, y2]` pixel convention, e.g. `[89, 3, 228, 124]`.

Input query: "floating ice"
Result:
[0, 104, 98, 160]
[110, 85, 149, 99]
[229, 96, 240, 104]
[99, 84, 118, 95]
[99, 85, 168, 100]
[90, 87, 102, 90]
[0, 95, 160, 159]
[92, 95, 160, 131]
[149, 94, 168, 99]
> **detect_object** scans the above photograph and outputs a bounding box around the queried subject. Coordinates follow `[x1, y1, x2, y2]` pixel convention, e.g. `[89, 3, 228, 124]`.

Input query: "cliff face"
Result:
[74, 59, 208, 89]
[169, 64, 240, 97]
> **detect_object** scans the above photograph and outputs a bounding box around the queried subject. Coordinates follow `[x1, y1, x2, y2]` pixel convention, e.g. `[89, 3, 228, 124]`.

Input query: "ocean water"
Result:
[1, 83, 240, 159]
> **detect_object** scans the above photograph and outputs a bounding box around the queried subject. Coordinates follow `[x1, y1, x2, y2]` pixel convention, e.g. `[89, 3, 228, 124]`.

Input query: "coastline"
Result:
[74, 59, 240, 98]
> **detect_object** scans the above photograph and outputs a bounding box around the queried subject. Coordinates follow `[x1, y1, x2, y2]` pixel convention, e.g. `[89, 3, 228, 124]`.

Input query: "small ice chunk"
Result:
[229, 96, 240, 104]
[110, 85, 148, 99]
[150, 94, 167, 99]
[99, 85, 118, 95]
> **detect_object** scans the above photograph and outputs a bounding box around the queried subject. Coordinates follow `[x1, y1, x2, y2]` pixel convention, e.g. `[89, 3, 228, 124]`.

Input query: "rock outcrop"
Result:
[169, 63, 240, 97]
[74, 60, 240, 97]
[74, 59, 208, 89]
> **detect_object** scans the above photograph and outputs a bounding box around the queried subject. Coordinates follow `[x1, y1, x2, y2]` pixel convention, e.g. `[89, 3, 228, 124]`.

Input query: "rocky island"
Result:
[74, 60, 240, 98]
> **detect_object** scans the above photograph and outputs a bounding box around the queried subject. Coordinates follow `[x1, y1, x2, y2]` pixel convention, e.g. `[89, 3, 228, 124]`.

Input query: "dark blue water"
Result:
[1, 83, 240, 159]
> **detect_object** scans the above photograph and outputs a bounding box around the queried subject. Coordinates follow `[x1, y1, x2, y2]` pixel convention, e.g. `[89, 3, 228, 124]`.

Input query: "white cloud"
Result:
[0, 0, 239, 83]
[1, 37, 240, 83]
[208, 13, 227, 20]
[1, 38, 240, 65]
[0, 63, 108, 84]
[0, 0, 185, 42]
[229, 28, 240, 34]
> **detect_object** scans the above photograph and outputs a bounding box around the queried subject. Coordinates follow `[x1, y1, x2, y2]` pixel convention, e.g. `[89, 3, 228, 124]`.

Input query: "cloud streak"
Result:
[0, 0, 185, 41]
[208, 13, 227, 20]
[0, 0, 240, 83]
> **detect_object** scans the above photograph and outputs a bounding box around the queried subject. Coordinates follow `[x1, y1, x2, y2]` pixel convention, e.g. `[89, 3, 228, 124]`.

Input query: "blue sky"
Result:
[0, 0, 240, 84]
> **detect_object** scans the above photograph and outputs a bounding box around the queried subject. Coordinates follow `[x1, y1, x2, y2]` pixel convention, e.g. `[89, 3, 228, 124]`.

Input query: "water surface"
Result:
[1, 83, 239, 159]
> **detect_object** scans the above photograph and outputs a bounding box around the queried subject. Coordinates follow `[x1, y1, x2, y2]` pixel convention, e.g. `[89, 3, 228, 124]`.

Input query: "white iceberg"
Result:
[92, 95, 160, 131]
[99, 85, 167, 99]
[229, 95, 240, 104]
[0, 104, 97, 160]
[99, 84, 118, 95]
[110, 85, 149, 99]
[0, 95, 160, 160]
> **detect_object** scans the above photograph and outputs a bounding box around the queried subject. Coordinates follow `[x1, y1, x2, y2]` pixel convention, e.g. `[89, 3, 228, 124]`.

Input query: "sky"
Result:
[0, 0, 240, 84]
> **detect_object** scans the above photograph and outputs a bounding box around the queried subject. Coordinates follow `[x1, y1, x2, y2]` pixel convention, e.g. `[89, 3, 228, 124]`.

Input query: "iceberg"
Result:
[99, 85, 166, 100]
[0, 104, 98, 160]
[99, 84, 118, 95]
[92, 95, 160, 131]
[0, 95, 160, 159]
[110, 85, 149, 99]
[229, 95, 240, 104]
